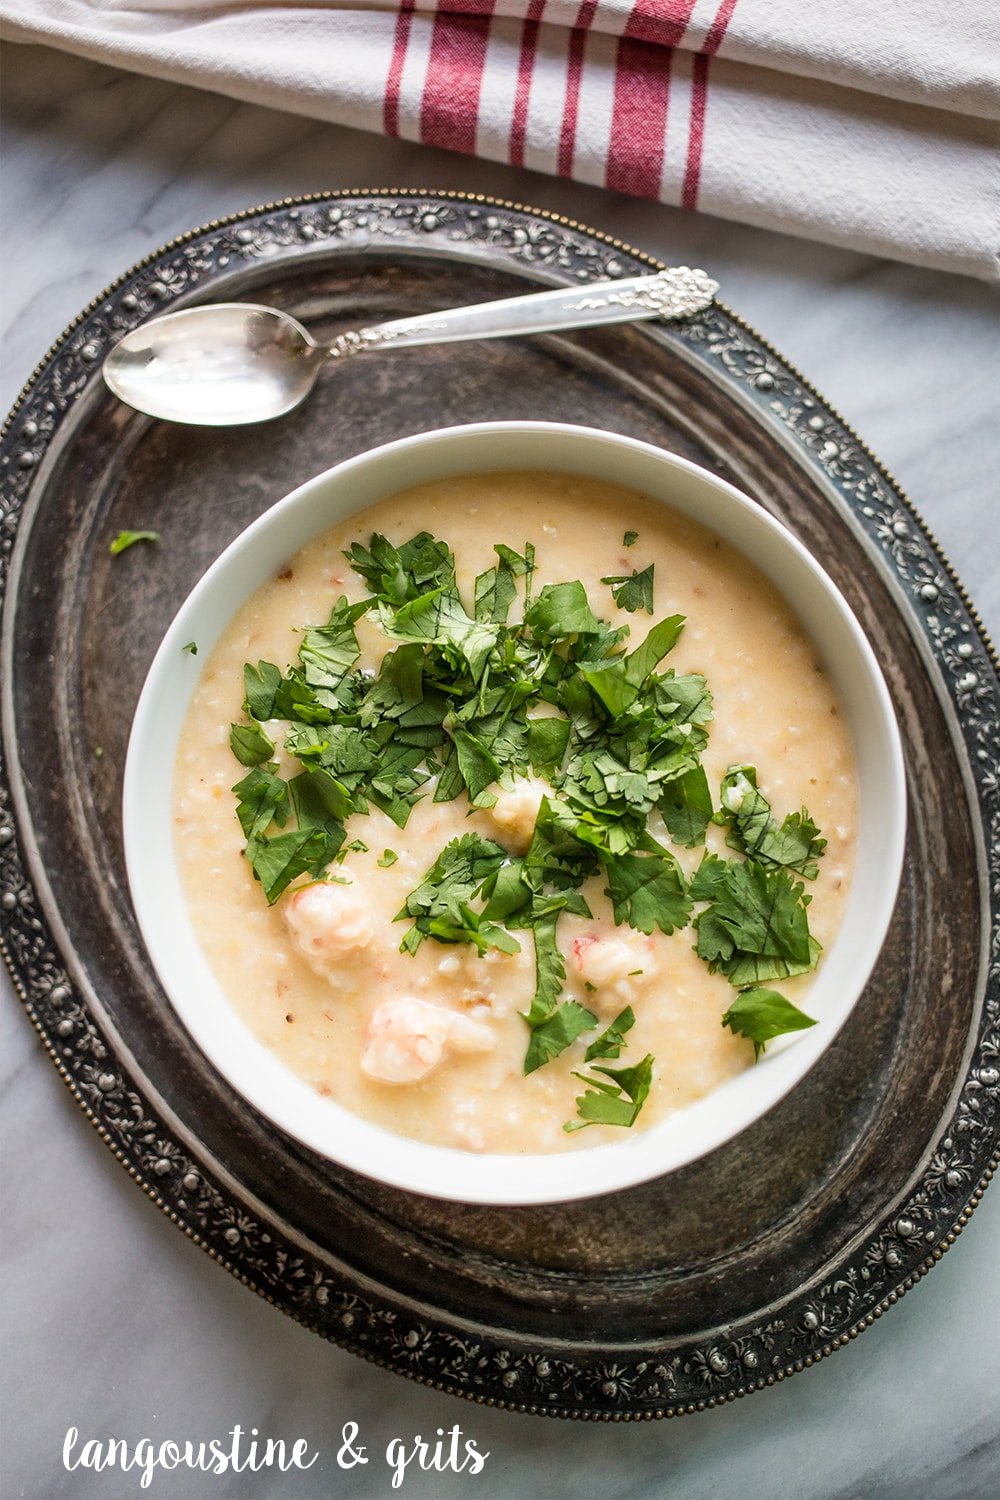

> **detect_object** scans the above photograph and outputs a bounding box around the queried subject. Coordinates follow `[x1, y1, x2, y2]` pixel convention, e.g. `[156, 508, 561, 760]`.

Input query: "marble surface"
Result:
[2, 42, 999, 1500]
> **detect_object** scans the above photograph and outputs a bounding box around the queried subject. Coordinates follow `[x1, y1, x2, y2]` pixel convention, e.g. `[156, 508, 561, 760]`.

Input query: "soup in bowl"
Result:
[123, 423, 905, 1204]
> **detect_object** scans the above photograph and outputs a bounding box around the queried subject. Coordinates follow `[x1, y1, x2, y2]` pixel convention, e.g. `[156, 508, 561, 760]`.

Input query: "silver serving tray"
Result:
[1, 191, 997, 1420]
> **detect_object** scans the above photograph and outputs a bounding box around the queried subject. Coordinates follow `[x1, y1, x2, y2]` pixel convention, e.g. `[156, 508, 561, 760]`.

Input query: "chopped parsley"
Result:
[602, 848, 691, 935]
[584, 1005, 635, 1061]
[230, 720, 274, 767]
[716, 765, 826, 878]
[524, 1000, 597, 1075]
[182, 641, 198, 656]
[110, 529, 160, 555]
[565, 1053, 654, 1131]
[692, 855, 820, 987]
[227, 528, 828, 1120]
[396, 834, 519, 957]
[601, 564, 654, 614]
[722, 987, 817, 1059]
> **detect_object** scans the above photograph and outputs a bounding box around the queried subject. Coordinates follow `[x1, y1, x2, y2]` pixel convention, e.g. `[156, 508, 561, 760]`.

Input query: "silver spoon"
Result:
[102, 267, 719, 426]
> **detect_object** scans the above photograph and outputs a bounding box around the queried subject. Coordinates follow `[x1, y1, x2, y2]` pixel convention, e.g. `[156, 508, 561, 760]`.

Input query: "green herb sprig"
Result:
[110, 529, 160, 555]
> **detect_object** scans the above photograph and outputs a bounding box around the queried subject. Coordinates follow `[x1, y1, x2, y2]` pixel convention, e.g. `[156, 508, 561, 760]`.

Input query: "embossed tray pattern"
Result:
[1, 192, 997, 1420]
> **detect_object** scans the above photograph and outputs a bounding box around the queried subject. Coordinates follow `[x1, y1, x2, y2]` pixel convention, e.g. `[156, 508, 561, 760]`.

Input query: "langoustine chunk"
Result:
[283, 879, 375, 981]
[361, 996, 495, 1084]
[571, 931, 658, 1004]
[487, 774, 548, 853]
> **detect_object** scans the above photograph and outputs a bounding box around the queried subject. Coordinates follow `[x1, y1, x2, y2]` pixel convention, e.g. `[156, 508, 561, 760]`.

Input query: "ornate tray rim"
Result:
[1, 189, 997, 1422]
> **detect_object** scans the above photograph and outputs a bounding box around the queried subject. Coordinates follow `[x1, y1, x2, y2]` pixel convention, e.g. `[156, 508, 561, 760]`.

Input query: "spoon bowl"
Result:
[103, 304, 321, 425]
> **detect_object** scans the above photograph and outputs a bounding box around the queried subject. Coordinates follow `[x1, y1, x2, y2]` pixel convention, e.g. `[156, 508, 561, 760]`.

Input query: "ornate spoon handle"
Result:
[327, 267, 719, 359]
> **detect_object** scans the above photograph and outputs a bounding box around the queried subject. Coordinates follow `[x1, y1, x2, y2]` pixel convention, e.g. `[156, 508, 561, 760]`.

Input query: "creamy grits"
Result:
[173, 472, 857, 1153]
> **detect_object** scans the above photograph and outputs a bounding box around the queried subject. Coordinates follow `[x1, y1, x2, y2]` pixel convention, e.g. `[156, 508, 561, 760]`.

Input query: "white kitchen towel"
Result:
[3, 0, 998, 281]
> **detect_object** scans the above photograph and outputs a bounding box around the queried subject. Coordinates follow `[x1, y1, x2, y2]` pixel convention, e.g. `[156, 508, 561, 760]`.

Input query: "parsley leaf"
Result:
[474, 556, 518, 624]
[289, 765, 353, 826]
[371, 642, 426, 715]
[565, 1054, 654, 1130]
[601, 564, 654, 614]
[292, 724, 375, 786]
[623, 530, 638, 547]
[722, 987, 817, 1060]
[688, 852, 729, 902]
[285, 771, 348, 874]
[525, 582, 602, 641]
[479, 856, 532, 922]
[247, 828, 330, 905]
[524, 1000, 597, 1075]
[182, 641, 198, 655]
[655, 671, 714, 728]
[603, 849, 691, 935]
[424, 904, 522, 957]
[243, 660, 282, 721]
[110, 529, 160, 555]
[398, 833, 508, 951]
[495, 542, 530, 576]
[523, 797, 600, 894]
[299, 597, 367, 694]
[578, 662, 634, 720]
[580, 613, 686, 715]
[272, 668, 333, 726]
[344, 532, 454, 603]
[452, 728, 503, 804]
[624, 614, 686, 686]
[659, 763, 713, 847]
[378, 849, 399, 867]
[584, 1006, 635, 1061]
[230, 719, 275, 767]
[523, 911, 566, 1028]
[526, 715, 571, 775]
[694, 859, 820, 985]
[717, 766, 826, 878]
[233, 764, 288, 851]
[382, 589, 498, 682]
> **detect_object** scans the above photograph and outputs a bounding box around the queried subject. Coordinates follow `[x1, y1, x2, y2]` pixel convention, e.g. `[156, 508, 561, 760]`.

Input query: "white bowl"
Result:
[124, 422, 906, 1205]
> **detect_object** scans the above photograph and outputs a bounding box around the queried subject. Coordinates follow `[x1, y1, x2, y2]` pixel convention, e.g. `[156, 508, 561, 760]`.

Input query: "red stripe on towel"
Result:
[557, 0, 598, 178]
[607, 37, 673, 199]
[510, 0, 548, 167]
[705, 0, 740, 54]
[682, 0, 739, 208]
[421, 9, 496, 155]
[625, 0, 696, 49]
[681, 51, 708, 208]
[383, 0, 416, 137]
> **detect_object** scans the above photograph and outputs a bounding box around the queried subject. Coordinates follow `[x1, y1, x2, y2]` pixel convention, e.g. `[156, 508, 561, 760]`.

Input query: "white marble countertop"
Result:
[2, 43, 999, 1500]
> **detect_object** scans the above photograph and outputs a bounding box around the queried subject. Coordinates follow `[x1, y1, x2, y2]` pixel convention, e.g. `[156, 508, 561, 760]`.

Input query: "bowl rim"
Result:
[123, 420, 907, 1205]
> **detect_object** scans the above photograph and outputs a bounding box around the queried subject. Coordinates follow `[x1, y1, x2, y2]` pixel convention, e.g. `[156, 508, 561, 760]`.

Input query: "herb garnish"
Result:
[721, 988, 817, 1059]
[565, 1054, 654, 1131]
[601, 564, 654, 614]
[692, 855, 819, 986]
[397, 834, 521, 957]
[716, 765, 826, 878]
[228, 529, 828, 1129]
[110, 529, 160, 555]
[584, 1005, 635, 1061]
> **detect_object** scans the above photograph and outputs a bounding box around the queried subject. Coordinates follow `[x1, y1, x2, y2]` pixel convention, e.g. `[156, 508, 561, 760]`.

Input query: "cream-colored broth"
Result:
[174, 472, 856, 1153]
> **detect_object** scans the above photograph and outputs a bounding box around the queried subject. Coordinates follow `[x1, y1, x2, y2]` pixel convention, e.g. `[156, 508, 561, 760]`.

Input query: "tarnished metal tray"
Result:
[2, 192, 997, 1420]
